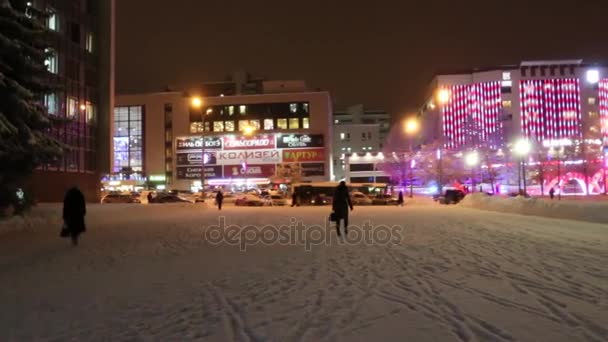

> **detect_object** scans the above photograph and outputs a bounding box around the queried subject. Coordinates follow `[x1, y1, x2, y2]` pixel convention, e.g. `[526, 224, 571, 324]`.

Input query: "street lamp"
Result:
[549, 146, 565, 200]
[465, 151, 479, 192]
[514, 139, 531, 195]
[403, 117, 419, 198]
[436, 88, 451, 105]
[241, 125, 256, 189]
[190, 96, 206, 193]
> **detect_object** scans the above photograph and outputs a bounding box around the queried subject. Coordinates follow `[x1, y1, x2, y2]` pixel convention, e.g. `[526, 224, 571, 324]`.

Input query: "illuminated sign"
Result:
[176, 166, 222, 180]
[276, 134, 324, 148]
[223, 164, 276, 177]
[217, 150, 281, 164]
[223, 135, 275, 150]
[149, 175, 166, 181]
[175, 136, 222, 150]
[282, 148, 325, 162]
[176, 152, 217, 166]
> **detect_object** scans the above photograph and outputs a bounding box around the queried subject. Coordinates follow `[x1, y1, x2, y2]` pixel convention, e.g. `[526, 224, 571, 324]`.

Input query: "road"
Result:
[0, 203, 606, 341]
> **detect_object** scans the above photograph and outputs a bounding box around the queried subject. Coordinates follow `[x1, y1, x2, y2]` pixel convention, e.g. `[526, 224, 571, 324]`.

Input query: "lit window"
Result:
[45, 49, 58, 74]
[47, 8, 58, 31]
[264, 119, 274, 130]
[225, 121, 235, 132]
[213, 121, 224, 132]
[67, 97, 78, 118]
[340, 133, 345, 140]
[347, 147, 352, 151]
[44, 93, 58, 115]
[588, 97, 596, 105]
[589, 112, 599, 118]
[204, 121, 210, 132]
[238, 120, 249, 131]
[303, 103, 309, 113]
[502, 72, 511, 80]
[334, 119, 339, 124]
[302, 117, 310, 129]
[249, 119, 260, 130]
[85, 101, 96, 123]
[586, 70, 600, 84]
[277, 118, 287, 129]
[501, 80, 512, 88]
[502, 100, 512, 107]
[85, 32, 93, 53]
[290, 103, 297, 113]
[341, 148, 346, 151]
[563, 111, 577, 120]
[190, 122, 204, 133]
[229, 106, 235, 115]
[289, 118, 299, 129]
[239, 105, 246, 114]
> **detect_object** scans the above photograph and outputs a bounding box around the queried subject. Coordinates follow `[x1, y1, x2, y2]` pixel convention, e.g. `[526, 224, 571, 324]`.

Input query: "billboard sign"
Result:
[176, 165, 223, 180]
[223, 164, 276, 178]
[301, 162, 325, 176]
[217, 149, 281, 164]
[223, 135, 275, 150]
[276, 134, 324, 149]
[176, 151, 217, 166]
[282, 148, 325, 162]
[176, 136, 222, 151]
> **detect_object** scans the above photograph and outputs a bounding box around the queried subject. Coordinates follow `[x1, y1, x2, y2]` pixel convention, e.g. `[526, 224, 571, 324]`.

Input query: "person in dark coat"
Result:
[397, 191, 404, 207]
[147, 192, 153, 204]
[63, 187, 86, 246]
[332, 181, 353, 236]
[549, 187, 555, 200]
[215, 190, 224, 210]
[291, 191, 299, 207]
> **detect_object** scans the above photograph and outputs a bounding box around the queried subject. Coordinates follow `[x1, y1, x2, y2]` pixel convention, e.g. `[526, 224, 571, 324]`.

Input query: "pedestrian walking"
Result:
[62, 186, 86, 246]
[215, 190, 224, 210]
[397, 190, 404, 207]
[291, 191, 299, 207]
[549, 187, 555, 200]
[332, 181, 353, 236]
[147, 191, 153, 204]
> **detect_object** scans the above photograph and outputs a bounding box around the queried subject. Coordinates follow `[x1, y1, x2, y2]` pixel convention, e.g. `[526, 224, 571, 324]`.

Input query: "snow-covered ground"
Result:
[0, 203, 607, 341]
[460, 193, 608, 224]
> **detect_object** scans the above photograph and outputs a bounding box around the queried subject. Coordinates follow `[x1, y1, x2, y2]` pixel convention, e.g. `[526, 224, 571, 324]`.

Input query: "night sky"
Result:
[116, 0, 608, 119]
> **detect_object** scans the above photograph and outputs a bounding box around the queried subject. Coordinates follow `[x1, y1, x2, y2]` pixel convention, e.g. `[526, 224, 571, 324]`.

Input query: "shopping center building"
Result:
[113, 81, 333, 192]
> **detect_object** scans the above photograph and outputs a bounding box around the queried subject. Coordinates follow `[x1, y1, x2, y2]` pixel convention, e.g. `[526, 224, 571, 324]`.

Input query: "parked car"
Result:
[311, 193, 331, 205]
[372, 194, 399, 205]
[436, 189, 466, 204]
[351, 192, 373, 205]
[149, 193, 191, 203]
[264, 195, 287, 206]
[235, 194, 264, 206]
[102, 193, 141, 204]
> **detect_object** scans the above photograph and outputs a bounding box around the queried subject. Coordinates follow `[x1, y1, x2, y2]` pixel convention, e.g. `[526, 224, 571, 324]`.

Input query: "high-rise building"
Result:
[28, 0, 115, 202]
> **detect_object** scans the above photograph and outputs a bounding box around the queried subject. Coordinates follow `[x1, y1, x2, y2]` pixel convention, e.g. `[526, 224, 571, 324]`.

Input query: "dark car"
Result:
[436, 189, 466, 204]
[102, 193, 141, 204]
[372, 194, 399, 205]
[149, 193, 191, 203]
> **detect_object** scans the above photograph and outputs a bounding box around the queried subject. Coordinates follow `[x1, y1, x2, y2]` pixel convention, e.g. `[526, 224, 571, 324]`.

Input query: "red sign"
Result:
[282, 148, 325, 162]
[223, 164, 276, 177]
[223, 135, 275, 150]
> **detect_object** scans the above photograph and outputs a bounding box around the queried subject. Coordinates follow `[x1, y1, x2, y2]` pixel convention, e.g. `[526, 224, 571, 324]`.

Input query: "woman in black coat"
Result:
[63, 187, 86, 245]
[332, 181, 353, 236]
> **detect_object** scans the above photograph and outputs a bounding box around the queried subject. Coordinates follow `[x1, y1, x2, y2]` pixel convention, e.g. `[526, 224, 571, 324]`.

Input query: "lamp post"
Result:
[514, 139, 531, 196]
[465, 151, 479, 193]
[549, 146, 565, 200]
[241, 125, 256, 190]
[403, 118, 419, 198]
[190, 96, 205, 193]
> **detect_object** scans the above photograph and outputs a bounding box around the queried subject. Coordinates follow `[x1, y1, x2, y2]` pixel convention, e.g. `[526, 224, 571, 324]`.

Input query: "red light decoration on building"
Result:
[520, 78, 582, 141]
[599, 79, 608, 140]
[442, 82, 502, 149]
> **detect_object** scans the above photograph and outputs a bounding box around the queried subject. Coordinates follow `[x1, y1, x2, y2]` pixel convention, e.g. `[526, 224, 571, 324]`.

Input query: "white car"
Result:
[351, 192, 372, 205]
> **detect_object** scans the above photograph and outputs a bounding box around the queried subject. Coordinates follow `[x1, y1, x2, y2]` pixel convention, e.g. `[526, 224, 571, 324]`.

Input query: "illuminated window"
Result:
[228, 106, 234, 115]
[334, 119, 339, 124]
[67, 97, 78, 118]
[44, 93, 58, 115]
[213, 121, 224, 132]
[588, 97, 596, 105]
[302, 117, 310, 129]
[238, 120, 249, 131]
[264, 119, 274, 130]
[85, 32, 94, 53]
[239, 105, 246, 114]
[589, 112, 599, 118]
[190, 122, 204, 133]
[502, 72, 511, 80]
[303, 103, 309, 113]
[45, 49, 58, 74]
[249, 119, 261, 130]
[290, 103, 297, 113]
[113, 106, 143, 173]
[225, 121, 235, 132]
[277, 118, 287, 129]
[204, 121, 210, 132]
[289, 118, 299, 129]
[85, 101, 96, 123]
[563, 111, 577, 120]
[340, 133, 345, 140]
[502, 100, 512, 107]
[47, 8, 58, 31]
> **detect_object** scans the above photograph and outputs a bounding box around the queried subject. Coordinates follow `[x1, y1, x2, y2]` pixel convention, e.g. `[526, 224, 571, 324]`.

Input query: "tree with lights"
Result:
[0, 0, 62, 212]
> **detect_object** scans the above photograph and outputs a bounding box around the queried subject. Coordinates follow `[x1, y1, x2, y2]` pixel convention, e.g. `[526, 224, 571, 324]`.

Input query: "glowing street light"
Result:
[191, 96, 203, 109]
[436, 88, 451, 105]
[514, 139, 531, 156]
[465, 151, 479, 167]
[243, 125, 256, 136]
[404, 118, 419, 135]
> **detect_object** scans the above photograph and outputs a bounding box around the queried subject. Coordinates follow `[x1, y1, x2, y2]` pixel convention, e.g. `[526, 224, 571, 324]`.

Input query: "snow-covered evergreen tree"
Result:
[0, 0, 62, 208]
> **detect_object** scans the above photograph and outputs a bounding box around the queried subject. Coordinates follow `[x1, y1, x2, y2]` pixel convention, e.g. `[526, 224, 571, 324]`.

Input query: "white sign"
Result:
[216, 149, 281, 165]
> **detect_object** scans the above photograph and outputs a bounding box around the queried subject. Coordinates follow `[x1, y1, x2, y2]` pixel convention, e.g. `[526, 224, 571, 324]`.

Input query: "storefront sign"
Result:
[223, 135, 275, 150]
[176, 166, 223, 180]
[223, 164, 276, 178]
[149, 175, 166, 182]
[176, 152, 217, 166]
[276, 134, 324, 149]
[217, 149, 281, 164]
[176, 136, 222, 150]
[301, 163, 325, 176]
[282, 148, 325, 162]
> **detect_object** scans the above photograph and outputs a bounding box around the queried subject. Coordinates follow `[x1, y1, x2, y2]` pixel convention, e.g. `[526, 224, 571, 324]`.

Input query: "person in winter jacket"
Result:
[332, 181, 353, 236]
[63, 187, 86, 245]
[215, 190, 224, 210]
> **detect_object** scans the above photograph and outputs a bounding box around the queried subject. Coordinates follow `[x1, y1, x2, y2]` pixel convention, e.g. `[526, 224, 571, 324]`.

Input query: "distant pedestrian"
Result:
[397, 191, 404, 207]
[332, 181, 353, 236]
[62, 187, 86, 246]
[479, 185, 483, 193]
[215, 190, 224, 210]
[549, 187, 555, 200]
[147, 192, 153, 204]
[291, 192, 299, 207]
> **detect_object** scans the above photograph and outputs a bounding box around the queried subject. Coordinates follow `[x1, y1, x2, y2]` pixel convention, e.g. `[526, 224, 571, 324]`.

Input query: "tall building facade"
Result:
[113, 81, 333, 192]
[27, 0, 115, 202]
[332, 105, 391, 180]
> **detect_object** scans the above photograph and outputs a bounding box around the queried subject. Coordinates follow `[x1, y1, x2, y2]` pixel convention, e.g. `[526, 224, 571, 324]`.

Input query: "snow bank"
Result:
[459, 193, 608, 224]
[0, 204, 62, 236]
